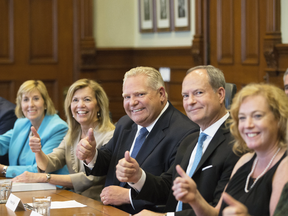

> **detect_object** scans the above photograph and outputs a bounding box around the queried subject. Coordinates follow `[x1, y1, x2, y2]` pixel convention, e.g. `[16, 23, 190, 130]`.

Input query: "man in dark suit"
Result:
[116, 65, 240, 216]
[76, 66, 199, 214]
[0, 97, 17, 165]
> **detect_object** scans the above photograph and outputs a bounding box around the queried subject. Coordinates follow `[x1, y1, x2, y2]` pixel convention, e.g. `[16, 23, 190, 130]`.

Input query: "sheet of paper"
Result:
[30, 211, 42, 216]
[27, 200, 87, 209]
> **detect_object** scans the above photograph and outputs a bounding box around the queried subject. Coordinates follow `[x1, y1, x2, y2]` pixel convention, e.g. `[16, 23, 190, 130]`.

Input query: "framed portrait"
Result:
[139, 0, 155, 33]
[173, 0, 190, 31]
[156, 0, 171, 32]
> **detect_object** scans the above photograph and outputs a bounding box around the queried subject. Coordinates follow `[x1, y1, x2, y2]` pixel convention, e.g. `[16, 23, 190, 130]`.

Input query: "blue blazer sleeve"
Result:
[5, 114, 69, 178]
[0, 129, 14, 155]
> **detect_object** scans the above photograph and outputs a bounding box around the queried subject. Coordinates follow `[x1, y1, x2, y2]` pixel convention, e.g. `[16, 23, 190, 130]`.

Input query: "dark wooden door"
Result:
[208, 0, 267, 90]
[0, 0, 74, 118]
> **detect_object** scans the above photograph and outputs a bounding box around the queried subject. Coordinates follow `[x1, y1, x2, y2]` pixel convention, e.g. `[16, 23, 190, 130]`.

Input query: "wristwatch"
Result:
[2, 166, 7, 177]
[46, 173, 51, 182]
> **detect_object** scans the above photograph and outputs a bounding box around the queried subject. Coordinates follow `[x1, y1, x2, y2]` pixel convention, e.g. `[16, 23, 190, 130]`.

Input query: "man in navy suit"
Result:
[0, 97, 17, 165]
[116, 65, 241, 216]
[76, 66, 199, 214]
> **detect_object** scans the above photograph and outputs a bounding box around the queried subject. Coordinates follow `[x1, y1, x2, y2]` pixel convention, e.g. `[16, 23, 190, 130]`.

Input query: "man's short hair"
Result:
[187, 65, 226, 92]
[123, 66, 168, 98]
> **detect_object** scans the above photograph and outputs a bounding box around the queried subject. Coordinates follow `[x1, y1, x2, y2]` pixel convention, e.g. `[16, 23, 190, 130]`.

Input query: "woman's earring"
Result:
[97, 112, 101, 117]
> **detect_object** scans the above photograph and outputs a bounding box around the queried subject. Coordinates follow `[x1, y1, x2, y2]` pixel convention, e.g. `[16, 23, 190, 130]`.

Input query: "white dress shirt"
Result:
[130, 112, 229, 215]
[84, 102, 169, 209]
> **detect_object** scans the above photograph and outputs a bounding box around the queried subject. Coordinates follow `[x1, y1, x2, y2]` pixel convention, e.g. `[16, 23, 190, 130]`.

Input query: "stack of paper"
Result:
[11, 182, 56, 192]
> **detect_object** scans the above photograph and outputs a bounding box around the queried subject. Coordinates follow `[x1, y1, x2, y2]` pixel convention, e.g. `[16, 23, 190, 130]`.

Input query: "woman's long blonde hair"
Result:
[64, 79, 115, 144]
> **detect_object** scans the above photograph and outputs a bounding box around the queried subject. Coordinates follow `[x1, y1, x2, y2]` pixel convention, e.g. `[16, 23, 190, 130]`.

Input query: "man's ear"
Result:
[217, 87, 226, 104]
[159, 87, 166, 102]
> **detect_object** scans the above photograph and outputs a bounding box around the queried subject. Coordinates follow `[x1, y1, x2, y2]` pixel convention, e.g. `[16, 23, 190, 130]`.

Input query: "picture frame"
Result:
[156, 0, 171, 32]
[139, 0, 155, 33]
[173, 0, 190, 31]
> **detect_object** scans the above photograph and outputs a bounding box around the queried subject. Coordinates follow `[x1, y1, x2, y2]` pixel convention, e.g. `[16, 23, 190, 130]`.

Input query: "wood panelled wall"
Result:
[78, 47, 195, 122]
[0, 0, 94, 120]
[1, 0, 288, 124]
[191, 0, 286, 92]
[87, 0, 288, 123]
[0, 0, 74, 119]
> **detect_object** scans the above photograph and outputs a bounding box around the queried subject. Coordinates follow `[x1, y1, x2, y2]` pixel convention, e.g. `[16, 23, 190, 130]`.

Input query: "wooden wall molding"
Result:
[191, 0, 208, 65]
[74, 0, 97, 73]
[191, 35, 204, 66]
[29, 0, 58, 64]
[0, 0, 14, 64]
[241, 0, 259, 65]
[217, 0, 234, 64]
[267, 44, 288, 87]
[264, 0, 281, 71]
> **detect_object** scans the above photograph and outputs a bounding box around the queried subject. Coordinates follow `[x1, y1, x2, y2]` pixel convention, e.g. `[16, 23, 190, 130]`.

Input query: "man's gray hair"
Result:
[123, 66, 168, 97]
[187, 65, 226, 92]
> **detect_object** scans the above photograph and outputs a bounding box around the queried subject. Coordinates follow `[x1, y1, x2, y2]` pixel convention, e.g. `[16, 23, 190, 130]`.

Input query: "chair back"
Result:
[225, 83, 237, 109]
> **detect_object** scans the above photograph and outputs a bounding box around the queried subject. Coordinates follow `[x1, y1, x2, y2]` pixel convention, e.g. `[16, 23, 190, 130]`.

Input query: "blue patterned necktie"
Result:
[120, 127, 149, 187]
[176, 132, 208, 212]
[131, 127, 149, 158]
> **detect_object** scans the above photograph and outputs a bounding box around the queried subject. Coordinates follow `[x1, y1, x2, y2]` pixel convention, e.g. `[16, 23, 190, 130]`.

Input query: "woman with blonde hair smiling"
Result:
[172, 83, 288, 216]
[0, 80, 68, 178]
[13, 79, 115, 200]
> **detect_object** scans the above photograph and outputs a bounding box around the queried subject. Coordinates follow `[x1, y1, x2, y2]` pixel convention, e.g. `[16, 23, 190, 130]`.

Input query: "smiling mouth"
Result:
[246, 133, 258, 138]
[132, 108, 144, 113]
[28, 110, 37, 113]
[77, 111, 88, 114]
[189, 108, 201, 112]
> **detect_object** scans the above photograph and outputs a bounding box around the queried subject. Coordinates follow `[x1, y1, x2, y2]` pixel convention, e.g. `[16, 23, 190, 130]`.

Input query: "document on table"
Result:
[27, 200, 87, 209]
[12, 182, 56, 192]
[0, 179, 56, 192]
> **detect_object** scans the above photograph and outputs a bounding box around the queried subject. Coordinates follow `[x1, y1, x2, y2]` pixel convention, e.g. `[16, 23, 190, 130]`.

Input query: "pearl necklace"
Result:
[244, 147, 281, 193]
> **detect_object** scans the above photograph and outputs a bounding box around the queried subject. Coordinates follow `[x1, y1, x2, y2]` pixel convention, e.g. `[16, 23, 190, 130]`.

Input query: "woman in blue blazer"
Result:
[12, 79, 115, 201]
[0, 80, 69, 178]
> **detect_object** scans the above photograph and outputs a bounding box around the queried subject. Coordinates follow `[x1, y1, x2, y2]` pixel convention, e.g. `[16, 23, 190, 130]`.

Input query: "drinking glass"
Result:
[32, 196, 51, 216]
[0, 180, 12, 204]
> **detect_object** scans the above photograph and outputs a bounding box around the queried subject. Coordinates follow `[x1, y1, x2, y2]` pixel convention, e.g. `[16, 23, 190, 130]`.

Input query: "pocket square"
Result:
[202, 165, 213, 171]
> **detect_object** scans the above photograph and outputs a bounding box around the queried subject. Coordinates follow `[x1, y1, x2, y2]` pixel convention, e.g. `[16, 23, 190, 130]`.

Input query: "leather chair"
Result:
[225, 83, 237, 109]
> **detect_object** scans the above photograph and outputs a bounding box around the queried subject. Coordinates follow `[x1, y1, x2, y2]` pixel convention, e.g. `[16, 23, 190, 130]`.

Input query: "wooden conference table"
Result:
[0, 179, 129, 216]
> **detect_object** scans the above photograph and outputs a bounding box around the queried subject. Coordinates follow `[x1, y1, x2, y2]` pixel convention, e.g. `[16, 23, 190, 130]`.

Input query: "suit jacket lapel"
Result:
[117, 124, 137, 186]
[135, 128, 165, 165]
[134, 103, 173, 166]
[179, 134, 199, 174]
[118, 123, 137, 160]
[193, 123, 229, 175]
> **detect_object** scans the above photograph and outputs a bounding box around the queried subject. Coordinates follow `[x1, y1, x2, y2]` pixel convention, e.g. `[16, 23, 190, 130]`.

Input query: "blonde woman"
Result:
[0, 80, 68, 178]
[13, 79, 115, 200]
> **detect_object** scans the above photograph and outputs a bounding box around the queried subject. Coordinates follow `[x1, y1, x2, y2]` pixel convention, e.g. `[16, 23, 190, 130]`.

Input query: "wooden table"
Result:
[0, 189, 130, 216]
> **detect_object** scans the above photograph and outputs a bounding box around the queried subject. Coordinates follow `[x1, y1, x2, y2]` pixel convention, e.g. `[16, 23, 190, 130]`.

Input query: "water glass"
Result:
[32, 196, 51, 216]
[0, 180, 12, 204]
